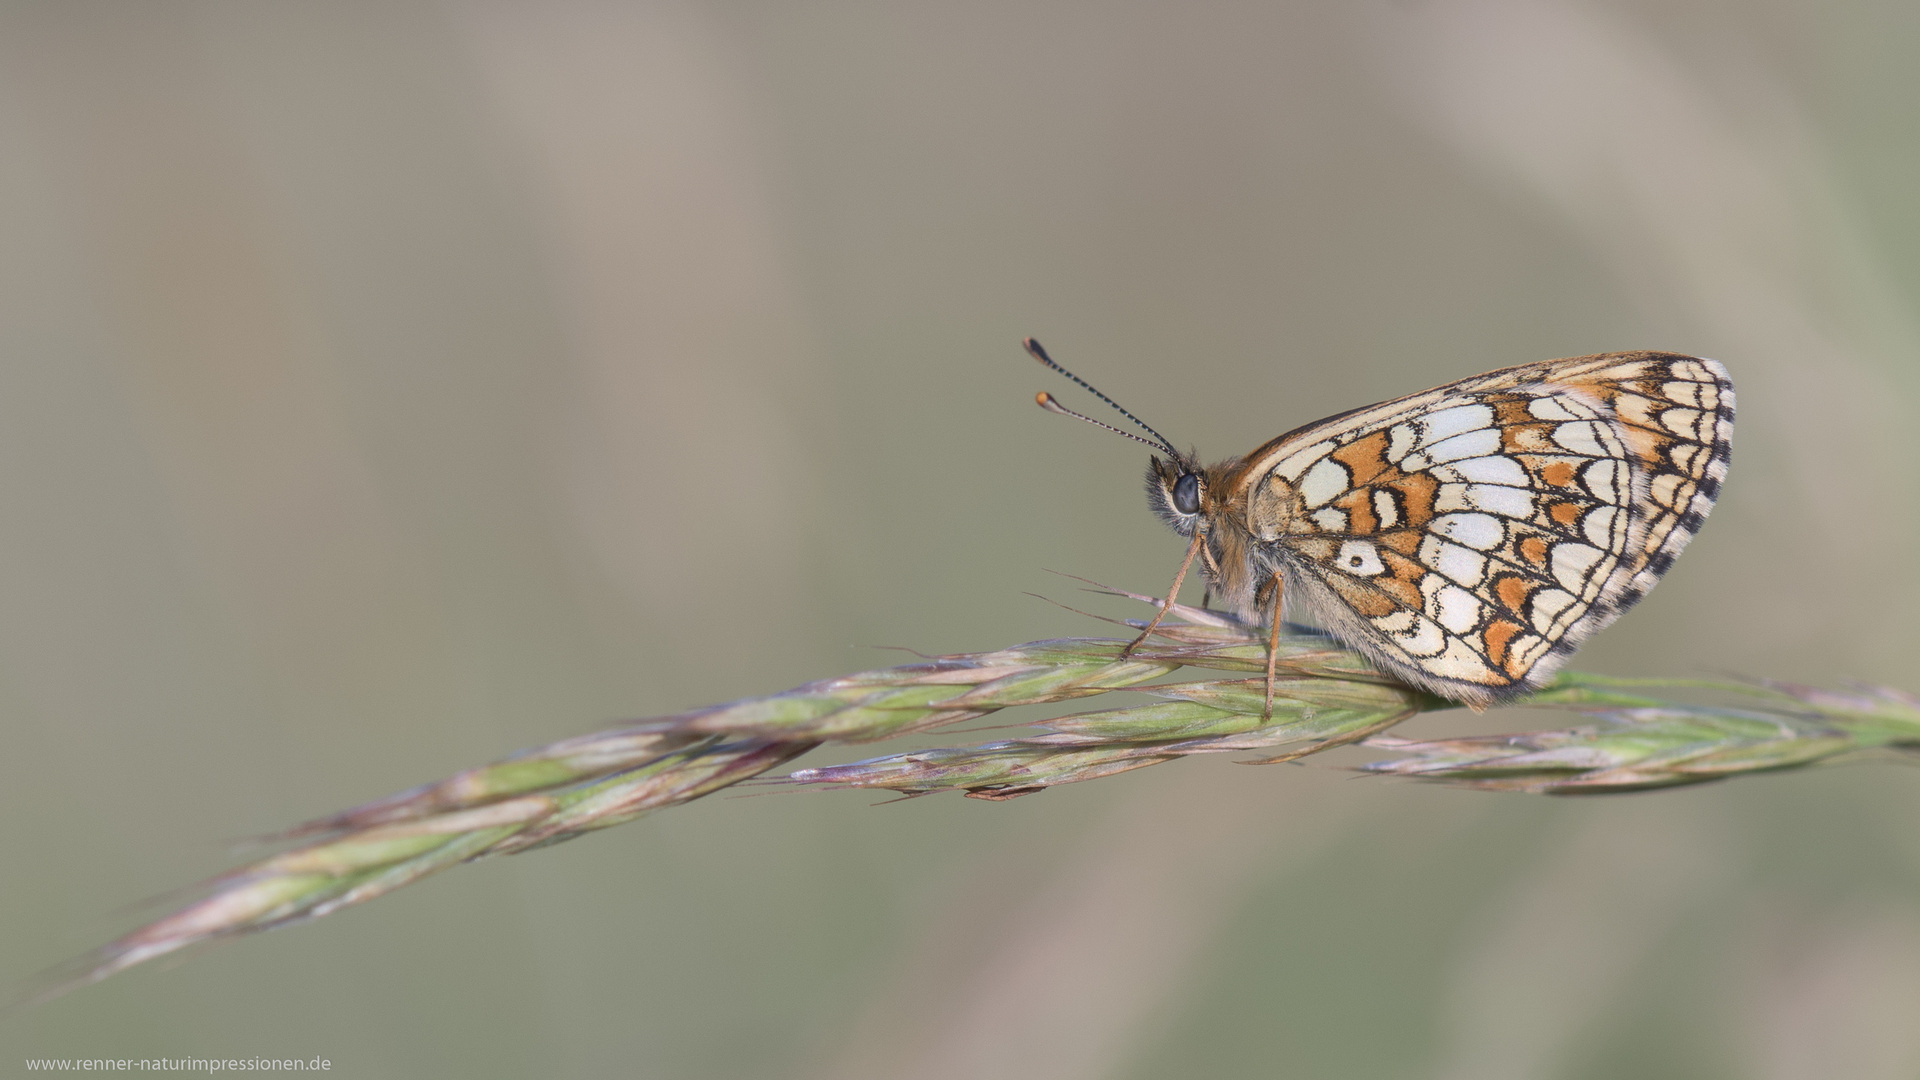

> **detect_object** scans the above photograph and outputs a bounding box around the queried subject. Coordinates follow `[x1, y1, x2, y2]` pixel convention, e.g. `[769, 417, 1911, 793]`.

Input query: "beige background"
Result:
[3, 1, 1918, 1077]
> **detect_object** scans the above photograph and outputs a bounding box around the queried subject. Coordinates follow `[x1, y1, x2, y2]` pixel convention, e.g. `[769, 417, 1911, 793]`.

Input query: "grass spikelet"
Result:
[1360, 676, 1920, 792]
[19, 594, 1917, 1004]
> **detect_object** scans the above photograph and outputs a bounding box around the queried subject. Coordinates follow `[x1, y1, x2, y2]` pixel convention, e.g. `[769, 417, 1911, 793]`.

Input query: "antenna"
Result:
[1034, 393, 1168, 451]
[1023, 338, 1180, 457]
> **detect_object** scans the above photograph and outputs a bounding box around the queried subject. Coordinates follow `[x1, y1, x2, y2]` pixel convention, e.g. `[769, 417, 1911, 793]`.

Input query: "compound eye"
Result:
[1172, 473, 1202, 515]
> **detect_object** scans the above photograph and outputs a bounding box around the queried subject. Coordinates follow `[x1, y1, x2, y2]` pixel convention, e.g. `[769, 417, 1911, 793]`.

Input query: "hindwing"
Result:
[1236, 352, 1733, 706]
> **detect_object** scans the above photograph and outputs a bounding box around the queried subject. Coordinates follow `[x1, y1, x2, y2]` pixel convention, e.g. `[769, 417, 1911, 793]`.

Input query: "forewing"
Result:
[1240, 352, 1733, 706]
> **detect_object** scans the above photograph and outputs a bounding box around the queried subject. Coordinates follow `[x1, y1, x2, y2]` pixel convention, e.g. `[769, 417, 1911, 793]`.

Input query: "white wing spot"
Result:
[1372, 489, 1400, 528]
[1420, 535, 1489, 588]
[1550, 542, 1605, 593]
[1423, 427, 1503, 464]
[1417, 404, 1494, 446]
[1439, 455, 1528, 486]
[1530, 588, 1577, 634]
[1373, 610, 1417, 634]
[1431, 638, 1497, 681]
[1508, 634, 1552, 670]
[1299, 457, 1351, 508]
[1312, 507, 1349, 532]
[1649, 473, 1692, 509]
[1336, 540, 1385, 577]
[1386, 423, 1417, 463]
[1526, 396, 1581, 421]
[1436, 512, 1505, 551]
[1393, 616, 1447, 657]
[1659, 407, 1702, 441]
[1580, 458, 1624, 503]
[1437, 483, 1534, 519]
[1581, 505, 1620, 549]
[1552, 421, 1608, 457]
[1272, 441, 1335, 483]
[1431, 584, 1483, 634]
[1662, 381, 1701, 408]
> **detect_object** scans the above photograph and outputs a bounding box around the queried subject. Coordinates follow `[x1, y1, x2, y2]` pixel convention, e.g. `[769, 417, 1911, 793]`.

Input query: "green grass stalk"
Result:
[21, 595, 1918, 1004]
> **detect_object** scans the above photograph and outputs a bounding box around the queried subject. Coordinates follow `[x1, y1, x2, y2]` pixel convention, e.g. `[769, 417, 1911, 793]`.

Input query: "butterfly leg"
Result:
[1263, 571, 1283, 721]
[1125, 529, 1204, 656]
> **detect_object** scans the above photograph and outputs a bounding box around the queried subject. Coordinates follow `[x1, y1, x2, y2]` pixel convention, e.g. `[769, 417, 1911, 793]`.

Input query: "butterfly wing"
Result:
[1234, 352, 1733, 707]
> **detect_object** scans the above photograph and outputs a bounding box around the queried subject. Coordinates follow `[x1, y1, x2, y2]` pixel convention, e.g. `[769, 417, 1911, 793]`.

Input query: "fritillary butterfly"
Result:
[1029, 344, 1734, 708]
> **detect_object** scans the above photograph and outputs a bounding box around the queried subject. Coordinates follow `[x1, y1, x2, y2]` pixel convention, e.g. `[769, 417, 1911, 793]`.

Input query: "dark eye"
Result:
[1172, 473, 1201, 515]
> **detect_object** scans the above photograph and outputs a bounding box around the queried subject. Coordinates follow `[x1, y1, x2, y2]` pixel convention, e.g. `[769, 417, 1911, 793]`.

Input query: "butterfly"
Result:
[1027, 340, 1734, 710]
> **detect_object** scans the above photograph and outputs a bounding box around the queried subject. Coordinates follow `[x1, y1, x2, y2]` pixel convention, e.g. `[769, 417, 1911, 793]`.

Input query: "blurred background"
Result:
[2, 1, 1917, 1076]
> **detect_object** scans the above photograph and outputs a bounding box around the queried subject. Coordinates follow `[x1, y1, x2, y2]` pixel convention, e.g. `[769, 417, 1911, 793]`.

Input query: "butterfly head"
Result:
[1145, 452, 1210, 538]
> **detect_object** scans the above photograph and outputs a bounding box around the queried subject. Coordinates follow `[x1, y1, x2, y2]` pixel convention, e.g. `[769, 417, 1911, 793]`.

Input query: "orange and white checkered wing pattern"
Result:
[1243, 352, 1732, 707]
